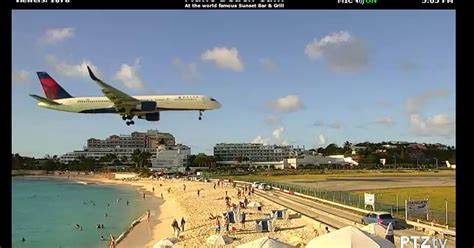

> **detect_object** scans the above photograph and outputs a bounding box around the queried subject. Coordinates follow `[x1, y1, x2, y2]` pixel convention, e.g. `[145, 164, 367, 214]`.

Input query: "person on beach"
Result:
[168, 187, 171, 193]
[197, 189, 201, 197]
[325, 226, 330, 233]
[225, 191, 227, 197]
[142, 192, 146, 199]
[213, 183, 216, 189]
[152, 187, 155, 193]
[240, 212, 247, 228]
[244, 196, 249, 207]
[109, 235, 116, 248]
[223, 216, 230, 234]
[215, 216, 221, 234]
[183, 184, 186, 191]
[161, 193, 164, 199]
[180, 217, 186, 231]
[126, 200, 129, 206]
[172, 219, 180, 238]
[146, 210, 151, 222]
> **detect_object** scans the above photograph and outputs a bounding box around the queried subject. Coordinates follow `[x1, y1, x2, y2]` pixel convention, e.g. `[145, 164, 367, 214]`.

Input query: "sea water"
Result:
[12, 177, 160, 248]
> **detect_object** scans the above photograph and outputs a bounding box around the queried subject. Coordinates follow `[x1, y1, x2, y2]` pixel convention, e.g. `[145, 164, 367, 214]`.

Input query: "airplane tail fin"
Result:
[36, 72, 73, 99]
[29, 94, 61, 105]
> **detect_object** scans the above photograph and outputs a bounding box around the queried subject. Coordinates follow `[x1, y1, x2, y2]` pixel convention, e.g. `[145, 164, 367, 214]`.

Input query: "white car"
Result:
[252, 182, 262, 188]
[258, 183, 272, 191]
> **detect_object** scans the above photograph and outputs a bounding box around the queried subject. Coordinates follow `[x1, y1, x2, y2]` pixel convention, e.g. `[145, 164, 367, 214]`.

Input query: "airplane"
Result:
[30, 66, 222, 125]
[445, 161, 456, 169]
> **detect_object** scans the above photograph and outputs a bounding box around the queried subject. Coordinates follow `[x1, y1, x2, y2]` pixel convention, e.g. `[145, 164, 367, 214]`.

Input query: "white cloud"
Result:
[405, 90, 454, 138]
[319, 134, 327, 146]
[114, 58, 145, 89]
[40, 27, 75, 44]
[264, 115, 280, 125]
[281, 139, 289, 146]
[410, 114, 455, 137]
[270, 95, 303, 113]
[272, 127, 285, 140]
[405, 89, 449, 114]
[251, 135, 268, 145]
[258, 58, 278, 71]
[305, 31, 368, 72]
[201, 47, 244, 71]
[374, 117, 394, 127]
[12, 70, 30, 83]
[173, 58, 200, 81]
[46, 55, 101, 78]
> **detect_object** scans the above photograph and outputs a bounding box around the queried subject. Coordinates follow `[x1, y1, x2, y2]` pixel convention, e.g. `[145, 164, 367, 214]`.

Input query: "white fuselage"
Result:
[37, 94, 222, 114]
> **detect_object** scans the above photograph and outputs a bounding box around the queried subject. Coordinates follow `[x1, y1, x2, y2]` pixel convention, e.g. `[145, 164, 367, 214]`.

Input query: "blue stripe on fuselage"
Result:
[79, 108, 117, 114]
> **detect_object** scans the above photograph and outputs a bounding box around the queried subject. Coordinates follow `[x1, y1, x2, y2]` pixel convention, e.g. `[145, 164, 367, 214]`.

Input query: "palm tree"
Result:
[131, 150, 152, 168]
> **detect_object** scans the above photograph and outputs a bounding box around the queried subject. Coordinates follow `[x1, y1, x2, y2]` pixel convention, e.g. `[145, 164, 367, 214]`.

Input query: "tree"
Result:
[43, 159, 58, 172]
[132, 150, 152, 168]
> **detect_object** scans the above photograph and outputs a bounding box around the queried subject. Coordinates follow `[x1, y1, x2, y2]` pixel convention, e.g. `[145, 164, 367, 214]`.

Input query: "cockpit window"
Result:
[210, 98, 217, 102]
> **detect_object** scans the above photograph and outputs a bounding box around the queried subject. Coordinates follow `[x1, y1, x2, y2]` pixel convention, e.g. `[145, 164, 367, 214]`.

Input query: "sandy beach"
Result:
[29, 174, 327, 247]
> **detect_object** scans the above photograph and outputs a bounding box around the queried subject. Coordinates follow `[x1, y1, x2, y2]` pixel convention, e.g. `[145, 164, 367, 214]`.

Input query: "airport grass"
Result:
[219, 170, 455, 183]
[350, 186, 456, 213]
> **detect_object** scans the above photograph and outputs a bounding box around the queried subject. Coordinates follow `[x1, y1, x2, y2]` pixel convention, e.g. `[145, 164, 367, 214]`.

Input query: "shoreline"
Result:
[18, 174, 330, 247]
[17, 174, 170, 248]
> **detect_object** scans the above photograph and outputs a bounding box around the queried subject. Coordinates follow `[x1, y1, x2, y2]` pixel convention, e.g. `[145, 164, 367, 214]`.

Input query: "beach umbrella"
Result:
[206, 234, 233, 246]
[247, 202, 262, 208]
[237, 236, 295, 248]
[153, 237, 177, 248]
[305, 226, 395, 248]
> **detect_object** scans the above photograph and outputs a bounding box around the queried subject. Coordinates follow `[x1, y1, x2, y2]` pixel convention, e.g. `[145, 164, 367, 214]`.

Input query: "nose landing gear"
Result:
[198, 110, 203, 120]
[126, 120, 135, 126]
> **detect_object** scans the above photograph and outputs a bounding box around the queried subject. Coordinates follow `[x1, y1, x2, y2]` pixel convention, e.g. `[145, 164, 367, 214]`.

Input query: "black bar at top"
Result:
[10, 0, 457, 10]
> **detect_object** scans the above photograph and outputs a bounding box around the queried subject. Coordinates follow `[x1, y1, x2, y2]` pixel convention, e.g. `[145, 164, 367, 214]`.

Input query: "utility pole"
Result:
[434, 157, 438, 170]
[393, 156, 397, 169]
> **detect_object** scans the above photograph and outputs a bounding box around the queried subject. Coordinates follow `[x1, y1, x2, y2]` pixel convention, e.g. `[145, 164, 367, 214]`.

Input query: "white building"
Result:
[284, 155, 358, 169]
[151, 144, 191, 170]
[213, 143, 304, 162]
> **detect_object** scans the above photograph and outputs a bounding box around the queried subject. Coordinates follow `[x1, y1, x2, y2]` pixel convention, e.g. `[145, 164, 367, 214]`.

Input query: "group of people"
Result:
[171, 217, 186, 238]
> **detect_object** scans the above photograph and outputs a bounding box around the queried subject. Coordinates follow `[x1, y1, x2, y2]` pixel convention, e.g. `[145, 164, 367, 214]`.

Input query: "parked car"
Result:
[252, 182, 262, 188]
[361, 211, 396, 227]
[258, 183, 272, 191]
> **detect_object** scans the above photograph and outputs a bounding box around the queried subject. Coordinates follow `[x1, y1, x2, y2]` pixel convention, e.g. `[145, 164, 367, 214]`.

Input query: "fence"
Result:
[249, 180, 456, 227]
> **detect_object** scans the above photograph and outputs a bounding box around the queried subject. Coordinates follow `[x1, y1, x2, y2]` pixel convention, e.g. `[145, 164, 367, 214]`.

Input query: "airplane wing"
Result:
[87, 66, 140, 112]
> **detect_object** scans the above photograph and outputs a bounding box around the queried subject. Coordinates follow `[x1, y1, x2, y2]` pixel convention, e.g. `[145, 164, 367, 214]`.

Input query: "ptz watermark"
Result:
[400, 236, 448, 248]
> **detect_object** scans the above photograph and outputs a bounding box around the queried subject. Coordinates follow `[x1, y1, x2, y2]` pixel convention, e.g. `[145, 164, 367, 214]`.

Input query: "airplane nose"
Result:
[215, 101, 222, 109]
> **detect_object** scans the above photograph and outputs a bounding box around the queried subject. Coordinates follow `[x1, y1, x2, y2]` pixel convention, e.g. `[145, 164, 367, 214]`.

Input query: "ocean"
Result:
[12, 177, 160, 248]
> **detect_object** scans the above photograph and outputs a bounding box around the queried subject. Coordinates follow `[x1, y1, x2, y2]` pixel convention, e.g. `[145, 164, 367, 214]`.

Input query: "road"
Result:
[251, 188, 455, 248]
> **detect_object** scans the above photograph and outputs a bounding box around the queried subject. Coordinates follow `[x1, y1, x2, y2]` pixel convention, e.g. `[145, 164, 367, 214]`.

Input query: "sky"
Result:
[12, 10, 456, 158]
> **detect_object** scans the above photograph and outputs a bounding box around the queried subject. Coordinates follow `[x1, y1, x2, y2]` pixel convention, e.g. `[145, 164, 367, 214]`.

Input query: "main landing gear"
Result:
[198, 110, 204, 120]
[122, 115, 135, 125]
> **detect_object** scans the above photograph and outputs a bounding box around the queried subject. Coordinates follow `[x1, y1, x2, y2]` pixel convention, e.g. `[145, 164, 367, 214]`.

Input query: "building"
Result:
[213, 143, 303, 162]
[284, 155, 358, 169]
[151, 144, 191, 171]
[60, 130, 176, 164]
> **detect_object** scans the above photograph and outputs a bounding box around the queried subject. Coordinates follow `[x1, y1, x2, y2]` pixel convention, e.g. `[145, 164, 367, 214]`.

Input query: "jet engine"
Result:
[136, 101, 157, 112]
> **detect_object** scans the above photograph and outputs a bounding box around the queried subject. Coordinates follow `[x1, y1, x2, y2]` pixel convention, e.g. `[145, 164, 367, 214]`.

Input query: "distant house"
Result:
[409, 144, 427, 150]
